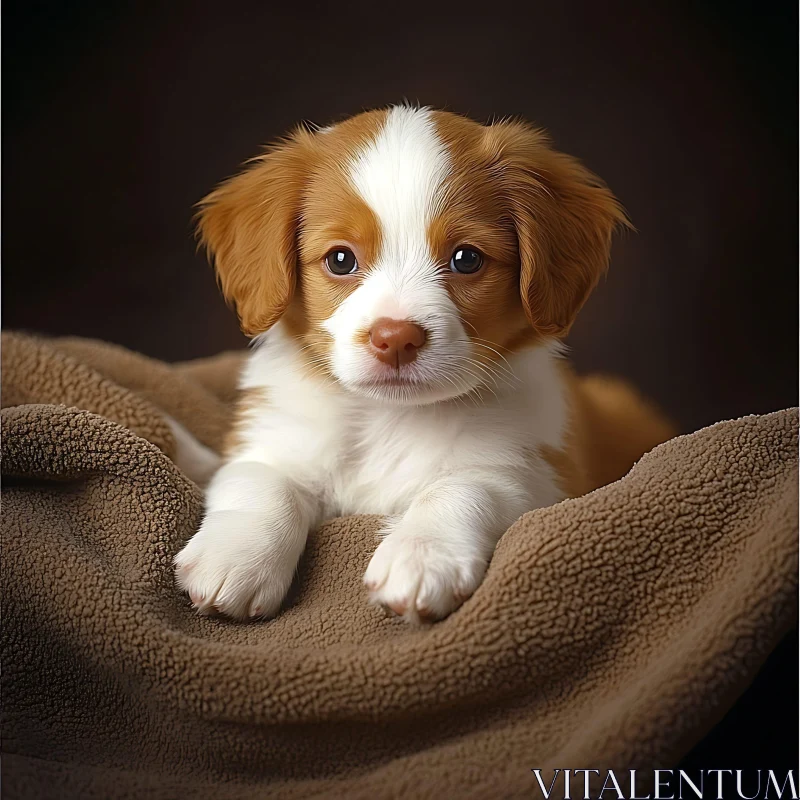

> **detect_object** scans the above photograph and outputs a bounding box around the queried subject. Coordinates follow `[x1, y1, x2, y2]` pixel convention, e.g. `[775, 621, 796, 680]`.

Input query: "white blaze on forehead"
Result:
[348, 106, 450, 277]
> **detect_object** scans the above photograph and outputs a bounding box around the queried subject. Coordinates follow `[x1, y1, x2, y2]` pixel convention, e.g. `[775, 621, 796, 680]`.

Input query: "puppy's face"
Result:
[199, 107, 627, 405]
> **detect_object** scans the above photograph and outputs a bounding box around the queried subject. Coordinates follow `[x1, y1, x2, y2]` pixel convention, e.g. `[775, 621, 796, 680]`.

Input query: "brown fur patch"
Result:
[285, 114, 386, 367]
[223, 387, 270, 457]
[196, 127, 315, 337]
[428, 111, 629, 382]
[429, 112, 535, 378]
[278, 111, 388, 373]
[198, 110, 388, 376]
[542, 363, 677, 498]
[481, 120, 631, 337]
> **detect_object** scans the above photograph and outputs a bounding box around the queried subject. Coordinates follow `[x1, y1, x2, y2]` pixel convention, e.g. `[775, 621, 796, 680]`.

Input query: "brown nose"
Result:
[368, 318, 427, 367]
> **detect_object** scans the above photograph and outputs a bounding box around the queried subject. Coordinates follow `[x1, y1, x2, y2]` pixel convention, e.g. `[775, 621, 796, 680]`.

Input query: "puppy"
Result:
[174, 105, 673, 624]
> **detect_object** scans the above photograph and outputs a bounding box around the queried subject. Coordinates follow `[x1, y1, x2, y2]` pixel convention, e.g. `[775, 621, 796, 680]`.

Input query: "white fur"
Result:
[175, 106, 570, 624]
[348, 105, 449, 270]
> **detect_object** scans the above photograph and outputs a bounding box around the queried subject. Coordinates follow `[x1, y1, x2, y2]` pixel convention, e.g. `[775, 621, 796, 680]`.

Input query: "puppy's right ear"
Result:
[197, 129, 313, 336]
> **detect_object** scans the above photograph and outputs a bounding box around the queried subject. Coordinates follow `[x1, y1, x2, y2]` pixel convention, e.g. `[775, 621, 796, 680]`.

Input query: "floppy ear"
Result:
[486, 121, 630, 337]
[196, 128, 313, 337]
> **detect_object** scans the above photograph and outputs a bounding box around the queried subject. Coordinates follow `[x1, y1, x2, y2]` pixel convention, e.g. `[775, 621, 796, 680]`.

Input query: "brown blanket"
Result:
[2, 331, 798, 799]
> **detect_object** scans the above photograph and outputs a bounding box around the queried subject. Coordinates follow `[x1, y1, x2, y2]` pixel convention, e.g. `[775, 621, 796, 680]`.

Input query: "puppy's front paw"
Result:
[363, 532, 487, 624]
[174, 510, 302, 620]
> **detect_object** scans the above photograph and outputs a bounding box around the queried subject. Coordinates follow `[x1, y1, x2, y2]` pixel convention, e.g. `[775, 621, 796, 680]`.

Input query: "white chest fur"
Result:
[235, 324, 568, 522]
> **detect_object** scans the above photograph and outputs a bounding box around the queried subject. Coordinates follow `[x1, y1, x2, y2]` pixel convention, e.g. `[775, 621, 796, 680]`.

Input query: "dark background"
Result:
[3, 0, 797, 772]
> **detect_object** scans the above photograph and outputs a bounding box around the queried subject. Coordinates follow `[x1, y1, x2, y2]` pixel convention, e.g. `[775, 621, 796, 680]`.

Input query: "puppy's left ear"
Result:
[486, 121, 631, 337]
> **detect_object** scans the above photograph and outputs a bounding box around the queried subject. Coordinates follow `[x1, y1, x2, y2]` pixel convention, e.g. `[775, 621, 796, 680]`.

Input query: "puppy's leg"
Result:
[174, 460, 317, 620]
[364, 473, 532, 623]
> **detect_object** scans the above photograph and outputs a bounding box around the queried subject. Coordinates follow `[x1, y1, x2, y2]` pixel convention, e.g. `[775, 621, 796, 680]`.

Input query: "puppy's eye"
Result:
[325, 248, 358, 275]
[450, 247, 483, 275]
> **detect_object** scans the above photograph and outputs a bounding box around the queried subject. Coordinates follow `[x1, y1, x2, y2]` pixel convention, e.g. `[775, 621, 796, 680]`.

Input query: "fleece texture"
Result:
[1, 331, 797, 799]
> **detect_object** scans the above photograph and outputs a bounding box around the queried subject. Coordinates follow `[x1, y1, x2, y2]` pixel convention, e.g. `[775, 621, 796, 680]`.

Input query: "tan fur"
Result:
[222, 387, 269, 457]
[196, 127, 315, 337]
[482, 120, 632, 337]
[429, 113, 536, 367]
[544, 368, 677, 497]
[199, 111, 388, 369]
[427, 113, 631, 377]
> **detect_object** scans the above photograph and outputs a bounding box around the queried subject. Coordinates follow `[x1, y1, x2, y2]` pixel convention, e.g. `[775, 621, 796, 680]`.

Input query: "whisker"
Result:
[435, 354, 519, 391]
[469, 342, 517, 373]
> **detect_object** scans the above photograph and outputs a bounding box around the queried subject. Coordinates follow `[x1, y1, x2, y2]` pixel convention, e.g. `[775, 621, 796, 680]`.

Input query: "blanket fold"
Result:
[1, 331, 797, 799]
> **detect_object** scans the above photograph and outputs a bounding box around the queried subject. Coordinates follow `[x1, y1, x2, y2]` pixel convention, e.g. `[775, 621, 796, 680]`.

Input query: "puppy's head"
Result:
[198, 106, 628, 404]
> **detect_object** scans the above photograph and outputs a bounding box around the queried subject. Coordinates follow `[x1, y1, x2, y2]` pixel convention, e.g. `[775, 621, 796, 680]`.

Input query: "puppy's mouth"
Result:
[344, 360, 479, 406]
[357, 371, 422, 388]
[351, 372, 429, 396]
